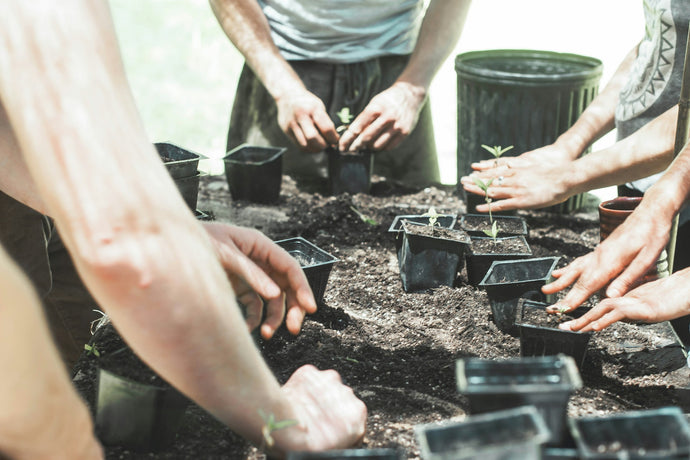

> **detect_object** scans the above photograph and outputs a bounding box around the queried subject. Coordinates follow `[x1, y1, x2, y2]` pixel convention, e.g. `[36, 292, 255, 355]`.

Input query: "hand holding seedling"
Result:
[338, 81, 425, 152]
[275, 86, 339, 153]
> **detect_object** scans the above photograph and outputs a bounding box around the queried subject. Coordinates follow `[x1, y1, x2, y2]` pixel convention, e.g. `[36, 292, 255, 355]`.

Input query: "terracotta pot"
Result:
[598, 197, 669, 284]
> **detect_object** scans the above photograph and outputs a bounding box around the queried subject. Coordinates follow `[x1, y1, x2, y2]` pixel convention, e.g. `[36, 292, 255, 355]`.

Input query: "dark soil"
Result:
[469, 235, 531, 255]
[402, 222, 471, 243]
[72, 174, 690, 459]
[459, 214, 527, 236]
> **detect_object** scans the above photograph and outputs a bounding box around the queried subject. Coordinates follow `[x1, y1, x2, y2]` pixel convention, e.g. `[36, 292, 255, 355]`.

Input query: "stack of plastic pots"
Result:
[155, 142, 205, 211]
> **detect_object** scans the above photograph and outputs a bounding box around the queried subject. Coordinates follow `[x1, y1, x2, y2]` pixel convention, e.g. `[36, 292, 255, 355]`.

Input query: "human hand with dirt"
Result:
[338, 81, 425, 153]
[269, 364, 367, 456]
[202, 223, 317, 339]
[558, 267, 690, 332]
[541, 192, 674, 313]
[275, 87, 340, 153]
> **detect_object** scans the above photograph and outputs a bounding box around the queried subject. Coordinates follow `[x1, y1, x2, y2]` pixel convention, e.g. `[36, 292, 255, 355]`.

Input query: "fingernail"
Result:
[606, 286, 620, 298]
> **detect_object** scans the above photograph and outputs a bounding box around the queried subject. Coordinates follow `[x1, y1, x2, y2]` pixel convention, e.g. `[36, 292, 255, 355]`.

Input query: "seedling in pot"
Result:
[336, 107, 355, 136]
[422, 206, 442, 228]
[84, 343, 101, 358]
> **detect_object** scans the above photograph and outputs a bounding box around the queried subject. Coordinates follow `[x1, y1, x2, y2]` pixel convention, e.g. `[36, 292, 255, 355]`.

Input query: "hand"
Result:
[202, 223, 317, 339]
[559, 268, 690, 332]
[275, 88, 339, 153]
[272, 365, 367, 454]
[338, 81, 425, 152]
[470, 143, 575, 172]
[542, 198, 672, 313]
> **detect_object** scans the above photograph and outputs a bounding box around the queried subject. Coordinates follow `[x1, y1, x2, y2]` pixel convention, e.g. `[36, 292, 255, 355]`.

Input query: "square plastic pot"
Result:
[516, 299, 594, 368]
[415, 406, 550, 460]
[173, 172, 203, 211]
[398, 222, 471, 292]
[286, 448, 406, 459]
[388, 214, 457, 261]
[155, 142, 205, 179]
[223, 144, 285, 203]
[327, 148, 373, 195]
[569, 406, 690, 459]
[465, 235, 532, 285]
[459, 213, 528, 237]
[479, 256, 560, 335]
[456, 354, 582, 446]
[275, 237, 338, 304]
[96, 368, 189, 451]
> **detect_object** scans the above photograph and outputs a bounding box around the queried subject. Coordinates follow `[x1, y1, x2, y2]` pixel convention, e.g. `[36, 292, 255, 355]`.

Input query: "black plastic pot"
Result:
[516, 299, 594, 368]
[223, 144, 285, 203]
[155, 142, 205, 179]
[465, 235, 532, 285]
[543, 447, 580, 460]
[286, 448, 406, 459]
[479, 256, 560, 335]
[96, 368, 189, 451]
[275, 237, 338, 304]
[455, 49, 602, 214]
[327, 147, 373, 195]
[456, 354, 582, 446]
[398, 222, 471, 292]
[459, 213, 528, 237]
[415, 406, 550, 460]
[174, 172, 202, 211]
[194, 209, 213, 221]
[569, 406, 690, 459]
[388, 214, 457, 261]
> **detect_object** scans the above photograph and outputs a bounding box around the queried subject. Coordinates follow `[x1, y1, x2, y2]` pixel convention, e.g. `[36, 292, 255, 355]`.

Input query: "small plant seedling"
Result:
[84, 343, 101, 358]
[472, 176, 495, 222]
[422, 206, 441, 227]
[336, 107, 354, 134]
[481, 144, 514, 160]
[350, 205, 377, 226]
[483, 220, 499, 240]
[258, 409, 298, 450]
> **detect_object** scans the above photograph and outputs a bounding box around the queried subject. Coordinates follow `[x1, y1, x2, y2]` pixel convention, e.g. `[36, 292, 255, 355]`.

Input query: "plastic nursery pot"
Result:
[516, 299, 594, 368]
[456, 354, 583, 447]
[223, 144, 285, 204]
[327, 147, 374, 195]
[275, 237, 338, 304]
[155, 142, 205, 179]
[455, 49, 602, 214]
[542, 447, 580, 460]
[388, 214, 458, 261]
[286, 448, 406, 459]
[415, 406, 550, 460]
[478, 256, 560, 335]
[459, 213, 528, 237]
[465, 235, 532, 285]
[96, 368, 189, 451]
[398, 221, 471, 292]
[599, 196, 669, 282]
[569, 406, 690, 459]
[173, 171, 203, 211]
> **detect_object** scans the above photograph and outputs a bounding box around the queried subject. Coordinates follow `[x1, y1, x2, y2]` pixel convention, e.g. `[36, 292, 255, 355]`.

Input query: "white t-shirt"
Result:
[258, 0, 427, 62]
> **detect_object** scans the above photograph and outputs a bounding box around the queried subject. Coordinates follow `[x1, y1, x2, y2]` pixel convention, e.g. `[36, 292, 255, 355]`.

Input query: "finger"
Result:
[261, 293, 286, 340]
[382, 131, 405, 151]
[606, 250, 660, 298]
[559, 304, 609, 331]
[541, 261, 585, 295]
[339, 113, 378, 151]
[312, 111, 339, 145]
[297, 116, 328, 153]
[285, 303, 307, 335]
[241, 293, 264, 333]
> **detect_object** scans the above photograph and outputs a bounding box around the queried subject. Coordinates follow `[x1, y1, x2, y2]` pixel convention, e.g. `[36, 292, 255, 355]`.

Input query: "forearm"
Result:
[395, 0, 471, 93]
[565, 105, 677, 195]
[0, 247, 101, 460]
[554, 45, 639, 158]
[209, 0, 305, 101]
[0, 0, 297, 446]
[641, 137, 690, 221]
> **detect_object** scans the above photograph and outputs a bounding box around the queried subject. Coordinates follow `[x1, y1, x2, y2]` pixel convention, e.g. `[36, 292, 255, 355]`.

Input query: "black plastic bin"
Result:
[223, 144, 285, 203]
[456, 354, 582, 446]
[275, 237, 338, 304]
[456, 49, 602, 213]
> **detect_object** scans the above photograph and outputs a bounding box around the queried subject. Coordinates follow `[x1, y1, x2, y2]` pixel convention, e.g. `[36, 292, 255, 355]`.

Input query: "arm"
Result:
[0, 1, 364, 454]
[542, 138, 690, 312]
[0, 245, 103, 460]
[460, 104, 677, 212]
[209, 0, 339, 152]
[339, 0, 472, 152]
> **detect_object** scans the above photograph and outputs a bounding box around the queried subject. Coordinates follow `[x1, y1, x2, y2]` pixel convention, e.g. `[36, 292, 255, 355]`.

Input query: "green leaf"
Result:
[337, 107, 354, 124]
[481, 144, 514, 159]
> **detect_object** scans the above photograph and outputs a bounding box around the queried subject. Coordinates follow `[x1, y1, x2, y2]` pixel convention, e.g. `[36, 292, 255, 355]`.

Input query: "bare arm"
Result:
[340, 0, 472, 151]
[0, 1, 364, 453]
[0, 246, 103, 460]
[209, 0, 339, 152]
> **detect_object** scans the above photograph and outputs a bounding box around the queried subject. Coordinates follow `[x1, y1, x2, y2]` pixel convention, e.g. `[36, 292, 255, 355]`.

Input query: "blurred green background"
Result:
[110, 0, 642, 185]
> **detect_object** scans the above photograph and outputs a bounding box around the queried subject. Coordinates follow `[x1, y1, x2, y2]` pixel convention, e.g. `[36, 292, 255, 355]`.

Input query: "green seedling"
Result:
[84, 344, 101, 358]
[422, 206, 441, 227]
[336, 107, 354, 134]
[472, 176, 495, 221]
[481, 144, 514, 159]
[483, 220, 499, 240]
[350, 205, 377, 226]
[258, 409, 298, 450]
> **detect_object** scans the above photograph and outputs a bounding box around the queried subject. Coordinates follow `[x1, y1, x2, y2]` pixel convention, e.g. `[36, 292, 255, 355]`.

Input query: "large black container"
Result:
[479, 256, 560, 335]
[569, 406, 690, 459]
[223, 144, 285, 203]
[275, 237, 338, 304]
[456, 354, 582, 446]
[455, 49, 602, 213]
[415, 406, 550, 460]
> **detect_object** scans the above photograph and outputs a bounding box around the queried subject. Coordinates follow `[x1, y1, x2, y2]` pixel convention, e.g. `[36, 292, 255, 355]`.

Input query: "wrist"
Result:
[553, 131, 588, 160]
